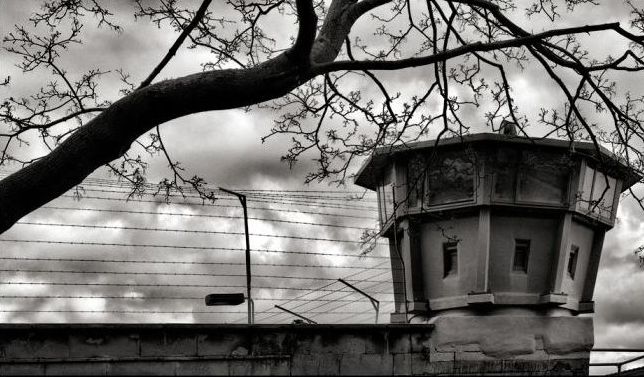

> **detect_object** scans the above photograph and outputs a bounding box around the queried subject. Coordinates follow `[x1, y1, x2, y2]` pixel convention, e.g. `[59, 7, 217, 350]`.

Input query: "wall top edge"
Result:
[0, 323, 434, 331]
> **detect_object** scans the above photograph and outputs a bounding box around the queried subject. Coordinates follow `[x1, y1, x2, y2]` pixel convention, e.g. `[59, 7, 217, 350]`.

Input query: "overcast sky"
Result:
[1, 0, 644, 363]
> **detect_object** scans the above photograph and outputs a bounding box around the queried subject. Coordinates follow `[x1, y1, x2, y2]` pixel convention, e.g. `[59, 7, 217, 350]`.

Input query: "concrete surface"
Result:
[0, 320, 590, 375]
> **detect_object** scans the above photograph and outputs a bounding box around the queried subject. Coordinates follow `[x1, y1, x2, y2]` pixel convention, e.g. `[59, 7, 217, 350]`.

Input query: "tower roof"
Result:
[354, 133, 641, 191]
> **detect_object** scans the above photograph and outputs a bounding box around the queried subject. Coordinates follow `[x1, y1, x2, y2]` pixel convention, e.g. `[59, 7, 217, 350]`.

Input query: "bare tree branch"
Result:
[139, 0, 213, 88]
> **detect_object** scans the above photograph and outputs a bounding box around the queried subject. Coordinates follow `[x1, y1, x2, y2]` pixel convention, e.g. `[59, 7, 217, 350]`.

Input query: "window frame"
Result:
[491, 149, 570, 207]
[442, 242, 459, 278]
[568, 245, 579, 279]
[512, 239, 531, 273]
[577, 164, 617, 219]
[407, 151, 477, 210]
[377, 169, 395, 225]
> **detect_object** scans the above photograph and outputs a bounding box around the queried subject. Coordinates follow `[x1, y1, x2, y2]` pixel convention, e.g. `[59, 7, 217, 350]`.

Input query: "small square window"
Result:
[568, 245, 579, 279]
[513, 239, 530, 273]
[443, 242, 458, 278]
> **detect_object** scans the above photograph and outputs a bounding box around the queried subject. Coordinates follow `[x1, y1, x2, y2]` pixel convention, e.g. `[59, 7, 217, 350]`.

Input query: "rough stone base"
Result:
[421, 315, 593, 376]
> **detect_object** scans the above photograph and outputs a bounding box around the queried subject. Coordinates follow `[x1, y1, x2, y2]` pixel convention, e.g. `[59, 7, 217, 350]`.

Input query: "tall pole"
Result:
[219, 187, 253, 324]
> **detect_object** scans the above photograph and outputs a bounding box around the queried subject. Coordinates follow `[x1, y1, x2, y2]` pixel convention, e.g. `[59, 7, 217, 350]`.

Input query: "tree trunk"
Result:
[0, 54, 303, 233]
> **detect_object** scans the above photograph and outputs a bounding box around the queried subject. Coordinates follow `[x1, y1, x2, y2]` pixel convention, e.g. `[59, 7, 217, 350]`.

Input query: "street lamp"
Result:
[208, 187, 253, 324]
[205, 293, 245, 306]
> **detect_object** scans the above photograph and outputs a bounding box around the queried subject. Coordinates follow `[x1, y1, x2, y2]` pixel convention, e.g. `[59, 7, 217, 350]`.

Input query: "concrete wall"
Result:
[0, 320, 590, 376]
[420, 216, 479, 300]
[0, 317, 592, 375]
[489, 215, 559, 294]
[415, 214, 561, 308]
[390, 210, 605, 312]
[0, 324, 422, 376]
[564, 221, 595, 301]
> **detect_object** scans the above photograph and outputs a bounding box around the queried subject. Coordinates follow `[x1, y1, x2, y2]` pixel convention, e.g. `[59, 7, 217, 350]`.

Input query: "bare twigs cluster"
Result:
[1, 15, 109, 165]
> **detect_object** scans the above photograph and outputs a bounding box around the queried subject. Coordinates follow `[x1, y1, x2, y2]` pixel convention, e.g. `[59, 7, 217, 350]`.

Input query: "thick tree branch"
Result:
[288, 0, 318, 65]
[314, 22, 624, 73]
[350, 0, 392, 21]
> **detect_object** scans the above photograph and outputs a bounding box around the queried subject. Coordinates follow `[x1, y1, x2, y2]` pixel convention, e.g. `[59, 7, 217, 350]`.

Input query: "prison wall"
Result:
[0, 321, 590, 375]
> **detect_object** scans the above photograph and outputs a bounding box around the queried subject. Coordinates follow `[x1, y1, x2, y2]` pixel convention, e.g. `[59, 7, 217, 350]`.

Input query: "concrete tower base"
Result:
[407, 311, 593, 376]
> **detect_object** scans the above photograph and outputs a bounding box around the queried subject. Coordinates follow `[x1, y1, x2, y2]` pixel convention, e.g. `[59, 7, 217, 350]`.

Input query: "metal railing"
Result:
[591, 349, 644, 375]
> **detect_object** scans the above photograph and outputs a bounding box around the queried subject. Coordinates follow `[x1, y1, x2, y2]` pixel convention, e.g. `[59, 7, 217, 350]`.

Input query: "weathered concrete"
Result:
[429, 315, 593, 356]
[0, 321, 589, 375]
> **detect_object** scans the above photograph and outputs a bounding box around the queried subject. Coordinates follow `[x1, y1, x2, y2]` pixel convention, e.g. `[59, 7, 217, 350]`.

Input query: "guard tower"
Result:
[355, 131, 641, 373]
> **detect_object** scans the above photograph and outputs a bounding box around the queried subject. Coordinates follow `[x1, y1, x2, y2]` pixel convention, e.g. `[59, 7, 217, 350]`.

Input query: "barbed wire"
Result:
[0, 281, 393, 292]
[57, 194, 376, 220]
[0, 309, 380, 315]
[70, 176, 372, 195]
[15, 221, 386, 245]
[0, 268, 390, 282]
[78, 184, 375, 206]
[308, 279, 393, 320]
[0, 295, 395, 302]
[295, 278, 392, 319]
[39, 206, 376, 230]
[0, 256, 391, 270]
[256, 261, 391, 323]
[75, 187, 378, 211]
[0, 239, 388, 259]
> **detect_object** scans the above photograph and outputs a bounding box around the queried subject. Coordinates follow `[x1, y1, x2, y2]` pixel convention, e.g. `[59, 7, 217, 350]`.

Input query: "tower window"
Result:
[513, 239, 530, 273]
[443, 242, 458, 278]
[568, 245, 579, 279]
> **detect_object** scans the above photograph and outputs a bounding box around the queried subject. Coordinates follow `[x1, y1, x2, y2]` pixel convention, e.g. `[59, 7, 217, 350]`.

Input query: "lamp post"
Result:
[204, 188, 254, 324]
[218, 187, 254, 324]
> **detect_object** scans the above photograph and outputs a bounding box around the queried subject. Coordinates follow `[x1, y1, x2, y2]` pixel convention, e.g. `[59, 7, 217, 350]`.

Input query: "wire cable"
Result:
[0, 281, 389, 291]
[0, 309, 381, 315]
[15, 221, 386, 245]
[57, 195, 376, 220]
[0, 256, 389, 270]
[0, 268, 385, 282]
[40, 206, 375, 230]
[75, 187, 378, 211]
[0, 295, 395, 302]
[256, 260, 391, 323]
[40, 206, 372, 230]
[0, 239, 389, 259]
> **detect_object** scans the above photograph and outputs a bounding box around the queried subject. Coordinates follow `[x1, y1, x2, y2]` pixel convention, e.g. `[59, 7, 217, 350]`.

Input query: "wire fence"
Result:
[0, 172, 398, 324]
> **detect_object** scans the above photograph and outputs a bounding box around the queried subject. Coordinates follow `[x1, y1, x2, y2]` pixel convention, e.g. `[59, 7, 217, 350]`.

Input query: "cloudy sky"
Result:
[1, 0, 644, 370]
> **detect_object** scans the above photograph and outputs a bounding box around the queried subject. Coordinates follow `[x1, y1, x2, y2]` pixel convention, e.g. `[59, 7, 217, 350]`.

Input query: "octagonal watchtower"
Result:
[355, 131, 640, 323]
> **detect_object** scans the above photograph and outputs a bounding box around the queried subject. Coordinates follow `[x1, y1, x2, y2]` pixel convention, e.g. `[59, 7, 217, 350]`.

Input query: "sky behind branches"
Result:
[0, 0, 643, 359]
